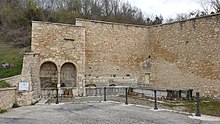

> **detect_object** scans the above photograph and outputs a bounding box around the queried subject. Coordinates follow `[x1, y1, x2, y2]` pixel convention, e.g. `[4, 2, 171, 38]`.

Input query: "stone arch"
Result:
[40, 61, 58, 88]
[60, 62, 77, 87]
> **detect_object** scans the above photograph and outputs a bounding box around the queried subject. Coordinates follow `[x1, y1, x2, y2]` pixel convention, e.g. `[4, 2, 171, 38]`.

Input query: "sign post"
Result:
[18, 82, 30, 92]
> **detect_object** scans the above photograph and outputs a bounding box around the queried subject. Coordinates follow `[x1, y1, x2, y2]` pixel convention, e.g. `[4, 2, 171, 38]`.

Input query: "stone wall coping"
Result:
[0, 87, 16, 91]
[23, 52, 40, 55]
[32, 21, 84, 28]
[31, 13, 220, 32]
[132, 86, 193, 92]
[75, 18, 148, 28]
[0, 75, 21, 81]
[76, 13, 220, 28]
[150, 13, 220, 28]
[85, 86, 129, 89]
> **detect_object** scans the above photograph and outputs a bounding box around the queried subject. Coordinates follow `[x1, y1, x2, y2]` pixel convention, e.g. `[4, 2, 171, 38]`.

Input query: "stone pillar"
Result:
[18, 52, 40, 106]
[77, 75, 84, 96]
[57, 70, 61, 96]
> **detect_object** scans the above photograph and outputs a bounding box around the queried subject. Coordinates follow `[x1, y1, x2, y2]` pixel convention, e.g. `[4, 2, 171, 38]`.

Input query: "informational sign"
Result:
[18, 82, 29, 91]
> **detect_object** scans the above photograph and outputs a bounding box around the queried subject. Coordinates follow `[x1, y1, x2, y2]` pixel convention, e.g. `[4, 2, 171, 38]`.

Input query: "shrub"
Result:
[0, 80, 11, 88]
[12, 103, 20, 108]
[0, 108, 7, 113]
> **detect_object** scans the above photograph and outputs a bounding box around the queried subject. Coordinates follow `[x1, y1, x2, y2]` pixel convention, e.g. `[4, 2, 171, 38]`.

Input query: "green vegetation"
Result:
[162, 103, 181, 108]
[161, 98, 220, 117]
[0, 0, 163, 79]
[0, 108, 7, 113]
[12, 103, 20, 108]
[185, 99, 220, 117]
[0, 80, 11, 88]
[0, 0, 164, 49]
[0, 42, 25, 78]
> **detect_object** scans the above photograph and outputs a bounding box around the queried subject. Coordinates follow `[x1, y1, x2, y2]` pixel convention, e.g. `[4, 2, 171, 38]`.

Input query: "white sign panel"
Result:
[18, 82, 29, 91]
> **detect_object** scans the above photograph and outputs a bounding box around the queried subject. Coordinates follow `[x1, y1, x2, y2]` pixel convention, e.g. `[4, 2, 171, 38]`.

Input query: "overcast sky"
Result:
[127, 0, 204, 19]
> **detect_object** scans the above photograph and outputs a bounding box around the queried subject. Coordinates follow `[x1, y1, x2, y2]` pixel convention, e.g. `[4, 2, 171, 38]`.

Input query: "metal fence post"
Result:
[104, 87, 106, 101]
[154, 90, 158, 110]
[56, 88, 59, 104]
[195, 92, 201, 116]
[189, 89, 193, 100]
[179, 90, 182, 99]
[125, 88, 128, 105]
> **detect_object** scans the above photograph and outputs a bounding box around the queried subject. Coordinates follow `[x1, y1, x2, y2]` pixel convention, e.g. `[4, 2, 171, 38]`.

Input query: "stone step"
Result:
[36, 98, 49, 105]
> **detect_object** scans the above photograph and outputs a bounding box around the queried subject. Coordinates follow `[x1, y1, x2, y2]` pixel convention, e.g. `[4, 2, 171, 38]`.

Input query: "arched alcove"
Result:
[40, 62, 58, 88]
[60, 62, 77, 87]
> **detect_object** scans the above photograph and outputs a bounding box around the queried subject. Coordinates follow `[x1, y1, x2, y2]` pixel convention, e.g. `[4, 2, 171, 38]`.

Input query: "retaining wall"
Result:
[0, 88, 16, 110]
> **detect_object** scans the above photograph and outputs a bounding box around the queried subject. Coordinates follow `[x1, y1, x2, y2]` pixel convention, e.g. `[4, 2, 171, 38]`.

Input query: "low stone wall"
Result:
[85, 77, 138, 87]
[41, 88, 57, 98]
[0, 88, 16, 110]
[132, 87, 193, 100]
[0, 75, 21, 86]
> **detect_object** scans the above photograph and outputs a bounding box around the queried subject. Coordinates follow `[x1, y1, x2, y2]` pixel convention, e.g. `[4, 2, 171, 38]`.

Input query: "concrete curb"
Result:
[188, 114, 220, 121]
[100, 100, 220, 122]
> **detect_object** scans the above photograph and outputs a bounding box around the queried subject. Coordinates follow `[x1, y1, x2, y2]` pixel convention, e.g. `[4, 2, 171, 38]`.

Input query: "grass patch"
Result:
[161, 98, 220, 117]
[0, 80, 11, 88]
[12, 103, 20, 108]
[0, 41, 27, 78]
[0, 108, 7, 113]
[162, 103, 179, 108]
[185, 99, 220, 117]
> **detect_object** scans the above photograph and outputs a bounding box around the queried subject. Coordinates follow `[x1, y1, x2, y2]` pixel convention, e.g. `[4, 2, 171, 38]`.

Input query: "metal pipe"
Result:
[56, 88, 59, 104]
[154, 90, 158, 110]
[125, 88, 128, 105]
[104, 87, 106, 101]
[195, 92, 201, 116]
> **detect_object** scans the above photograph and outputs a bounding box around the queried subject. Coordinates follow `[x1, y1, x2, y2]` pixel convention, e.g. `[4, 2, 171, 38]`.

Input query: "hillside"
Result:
[0, 0, 162, 79]
[0, 40, 29, 79]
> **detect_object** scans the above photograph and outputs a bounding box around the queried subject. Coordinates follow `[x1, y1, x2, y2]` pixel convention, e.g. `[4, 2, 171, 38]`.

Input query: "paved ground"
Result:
[0, 102, 219, 124]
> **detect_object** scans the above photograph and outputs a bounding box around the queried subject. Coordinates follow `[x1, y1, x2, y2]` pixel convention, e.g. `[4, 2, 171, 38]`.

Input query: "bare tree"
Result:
[200, 0, 220, 14]
[211, 0, 220, 12]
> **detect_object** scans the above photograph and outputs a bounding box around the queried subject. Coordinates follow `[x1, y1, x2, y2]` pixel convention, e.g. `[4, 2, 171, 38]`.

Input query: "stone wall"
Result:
[76, 19, 150, 86]
[149, 14, 220, 97]
[30, 21, 86, 97]
[19, 13, 220, 98]
[18, 52, 40, 105]
[0, 88, 16, 110]
[0, 75, 21, 86]
[75, 14, 220, 97]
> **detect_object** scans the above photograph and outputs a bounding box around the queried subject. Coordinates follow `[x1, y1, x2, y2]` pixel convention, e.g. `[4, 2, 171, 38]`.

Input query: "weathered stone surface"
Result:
[21, 21, 86, 101]
[0, 75, 21, 87]
[76, 18, 150, 86]
[149, 15, 220, 97]
[20, 13, 220, 101]
[0, 88, 16, 110]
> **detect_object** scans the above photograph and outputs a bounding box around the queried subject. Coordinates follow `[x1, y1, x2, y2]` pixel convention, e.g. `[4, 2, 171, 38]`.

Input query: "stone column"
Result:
[57, 68, 61, 96]
[18, 52, 40, 106]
